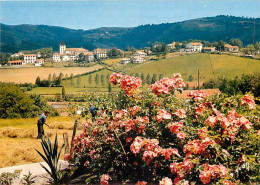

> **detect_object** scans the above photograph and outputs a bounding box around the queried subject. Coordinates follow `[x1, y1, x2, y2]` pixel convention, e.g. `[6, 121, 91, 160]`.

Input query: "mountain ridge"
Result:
[1, 15, 259, 53]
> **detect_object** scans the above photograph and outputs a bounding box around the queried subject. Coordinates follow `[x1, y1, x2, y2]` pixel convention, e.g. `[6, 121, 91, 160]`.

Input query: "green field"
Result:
[125, 53, 260, 81]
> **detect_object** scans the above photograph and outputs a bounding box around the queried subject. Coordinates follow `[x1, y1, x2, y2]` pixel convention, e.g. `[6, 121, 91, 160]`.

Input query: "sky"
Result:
[0, 0, 259, 30]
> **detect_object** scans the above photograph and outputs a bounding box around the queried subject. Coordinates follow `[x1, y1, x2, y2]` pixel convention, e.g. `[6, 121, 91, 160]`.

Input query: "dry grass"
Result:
[0, 117, 86, 168]
[0, 65, 103, 84]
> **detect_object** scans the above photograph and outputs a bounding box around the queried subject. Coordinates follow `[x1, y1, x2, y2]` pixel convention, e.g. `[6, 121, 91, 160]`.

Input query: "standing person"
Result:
[37, 111, 50, 139]
[89, 105, 97, 122]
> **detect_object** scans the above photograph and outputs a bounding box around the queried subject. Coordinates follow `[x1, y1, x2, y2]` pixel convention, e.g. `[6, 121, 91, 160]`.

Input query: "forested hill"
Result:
[1, 15, 259, 53]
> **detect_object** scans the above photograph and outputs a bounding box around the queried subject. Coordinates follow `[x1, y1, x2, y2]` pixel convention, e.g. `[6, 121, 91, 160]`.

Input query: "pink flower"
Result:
[199, 164, 229, 184]
[161, 148, 179, 160]
[136, 181, 147, 185]
[168, 122, 183, 134]
[159, 177, 173, 185]
[205, 116, 217, 127]
[177, 132, 186, 139]
[188, 91, 208, 101]
[197, 127, 208, 139]
[151, 74, 186, 96]
[142, 151, 157, 165]
[156, 109, 172, 122]
[100, 174, 110, 185]
[241, 94, 256, 110]
[223, 180, 235, 185]
[109, 73, 123, 85]
[129, 106, 141, 116]
[144, 139, 159, 151]
[174, 109, 187, 119]
[130, 137, 145, 154]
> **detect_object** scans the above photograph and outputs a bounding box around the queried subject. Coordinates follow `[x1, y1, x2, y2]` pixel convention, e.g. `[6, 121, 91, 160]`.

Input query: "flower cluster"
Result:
[100, 174, 110, 185]
[174, 109, 187, 119]
[188, 91, 208, 101]
[129, 106, 141, 116]
[183, 138, 215, 155]
[159, 177, 173, 185]
[109, 72, 123, 85]
[155, 109, 172, 122]
[204, 109, 252, 141]
[241, 94, 256, 110]
[67, 74, 258, 185]
[109, 73, 142, 96]
[170, 158, 194, 183]
[199, 164, 229, 184]
[151, 73, 186, 96]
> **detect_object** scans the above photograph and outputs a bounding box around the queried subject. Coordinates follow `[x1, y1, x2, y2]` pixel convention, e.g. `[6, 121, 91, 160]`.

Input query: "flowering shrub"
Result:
[66, 73, 259, 184]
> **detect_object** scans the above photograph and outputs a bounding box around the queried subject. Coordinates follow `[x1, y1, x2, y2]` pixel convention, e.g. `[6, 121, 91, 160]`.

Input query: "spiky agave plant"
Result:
[36, 134, 64, 183]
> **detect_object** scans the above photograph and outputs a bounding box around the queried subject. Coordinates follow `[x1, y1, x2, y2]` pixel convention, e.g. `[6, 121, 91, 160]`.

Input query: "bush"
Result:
[64, 73, 259, 184]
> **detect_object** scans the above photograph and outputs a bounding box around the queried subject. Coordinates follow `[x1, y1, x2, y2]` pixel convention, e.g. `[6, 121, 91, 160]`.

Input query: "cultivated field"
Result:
[0, 64, 103, 84]
[0, 116, 85, 168]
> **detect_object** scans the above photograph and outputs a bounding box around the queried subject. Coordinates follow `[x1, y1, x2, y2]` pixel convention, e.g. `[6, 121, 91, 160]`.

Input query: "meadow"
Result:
[0, 64, 103, 84]
[0, 116, 85, 168]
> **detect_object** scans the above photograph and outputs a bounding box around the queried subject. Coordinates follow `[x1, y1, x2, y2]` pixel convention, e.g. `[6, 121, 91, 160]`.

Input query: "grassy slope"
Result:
[125, 54, 260, 81]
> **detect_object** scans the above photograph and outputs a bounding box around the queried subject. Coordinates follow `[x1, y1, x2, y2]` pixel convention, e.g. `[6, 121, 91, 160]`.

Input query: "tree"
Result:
[106, 74, 110, 84]
[146, 74, 151, 85]
[254, 42, 260, 51]
[36, 76, 41, 86]
[95, 74, 99, 85]
[101, 74, 105, 86]
[108, 83, 112, 93]
[62, 86, 66, 99]
[0, 83, 33, 118]
[217, 40, 225, 51]
[247, 44, 255, 55]
[141, 73, 145, 85]
[108, 47, 123, 58]
[89, 74, 92, 85]
[135, 73, 140, 78]
[229, 38, 243, 48]
[151, 74, 157, 84]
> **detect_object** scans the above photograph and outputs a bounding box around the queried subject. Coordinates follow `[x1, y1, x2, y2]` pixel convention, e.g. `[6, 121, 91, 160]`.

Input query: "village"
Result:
[5, 40, 245, 67]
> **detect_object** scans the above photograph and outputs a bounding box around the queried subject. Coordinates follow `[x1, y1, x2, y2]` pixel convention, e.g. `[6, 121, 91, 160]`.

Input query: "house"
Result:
[84, 52, 95, 62]
[59, 41, 66, 54]
[35, 59, 44, 66]
[11, 53, 21, 58]
[132, 56, 146, 64]
[94, 48, 108, 59]
[59, 41, 88, 61]
[53, 53, 61, 62]
[224, 44, 239, 52]
[203, 47, 216, 52]
[61, 54, 70, 62]
[120, 58, 131, 64]
[180, 48, 194, 53]
[133, 51, 147, 57]
[167, 42, 182, 49]
[186, 42, 203, 52]
[23, 54, 37, 64]
[7, 60, 23, 66]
